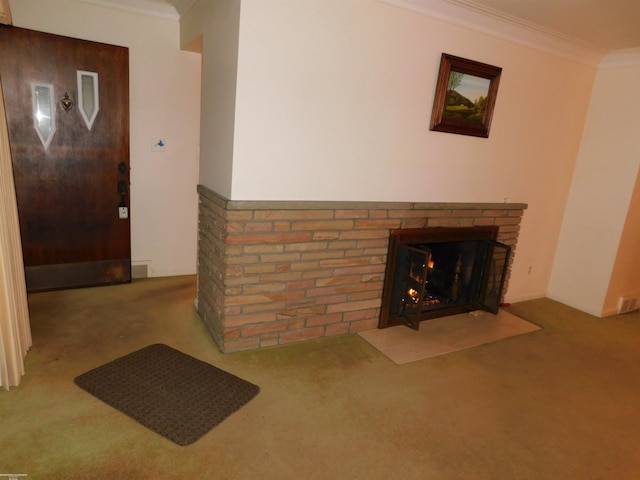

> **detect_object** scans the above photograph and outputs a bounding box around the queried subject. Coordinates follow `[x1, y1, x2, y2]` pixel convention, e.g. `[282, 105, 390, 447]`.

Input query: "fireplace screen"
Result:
[380, 227, 510, 329]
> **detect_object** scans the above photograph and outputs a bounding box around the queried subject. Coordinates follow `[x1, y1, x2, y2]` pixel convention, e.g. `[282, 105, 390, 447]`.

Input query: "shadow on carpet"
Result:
[74, 344, 260, 446]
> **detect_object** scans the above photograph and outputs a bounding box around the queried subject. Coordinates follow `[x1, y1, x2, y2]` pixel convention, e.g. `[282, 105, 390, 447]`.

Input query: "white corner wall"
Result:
[9, 0, 201, 277]
[227, 0, 597, 303]
[180, 0, 240, 198]
[549, 58, 640, 316]
[604, 168, 640, 315]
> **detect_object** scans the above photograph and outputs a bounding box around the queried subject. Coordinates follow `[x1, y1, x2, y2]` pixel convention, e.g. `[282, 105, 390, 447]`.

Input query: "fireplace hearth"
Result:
[379, 226, 510, 329]
[196, 186, 527, 352]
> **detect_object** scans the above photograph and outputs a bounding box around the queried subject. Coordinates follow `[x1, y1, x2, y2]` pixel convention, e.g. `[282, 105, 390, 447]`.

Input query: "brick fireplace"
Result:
[196, 185, 527, 353]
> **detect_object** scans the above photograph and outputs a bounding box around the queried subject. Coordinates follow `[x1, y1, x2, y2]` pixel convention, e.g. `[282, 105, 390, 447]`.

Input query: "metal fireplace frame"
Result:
[379, 226, 510, 330]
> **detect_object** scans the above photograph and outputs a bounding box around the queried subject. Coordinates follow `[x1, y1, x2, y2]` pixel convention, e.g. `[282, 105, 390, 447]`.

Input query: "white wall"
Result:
[180, 0, 240, 198]
[604, 168, 640, 315]
[549, 57, 640, 316]
[9, 0, 201, 277]
[226, 0, 597, 303]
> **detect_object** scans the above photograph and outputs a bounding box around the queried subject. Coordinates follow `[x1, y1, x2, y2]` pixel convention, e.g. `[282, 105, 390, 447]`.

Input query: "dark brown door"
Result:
[0, 26, 130, 292]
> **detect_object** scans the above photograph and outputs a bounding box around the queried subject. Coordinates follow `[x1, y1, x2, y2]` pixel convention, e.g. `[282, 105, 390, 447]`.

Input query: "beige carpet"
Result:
[6, 277, 640, 479]
[359, 309, 541, 364]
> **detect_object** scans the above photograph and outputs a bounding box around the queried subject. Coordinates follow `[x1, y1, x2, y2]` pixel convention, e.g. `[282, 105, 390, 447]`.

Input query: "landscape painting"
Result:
[443, 72, 491, 124]
[430, 54, 502, 138]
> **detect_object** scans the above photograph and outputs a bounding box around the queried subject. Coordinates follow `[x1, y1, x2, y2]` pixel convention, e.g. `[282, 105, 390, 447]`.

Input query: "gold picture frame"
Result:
[430, 53, 502, 138]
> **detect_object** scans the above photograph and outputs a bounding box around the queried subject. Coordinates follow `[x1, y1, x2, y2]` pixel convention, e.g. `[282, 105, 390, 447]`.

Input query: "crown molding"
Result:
[75, 0, 179, 21]
[377, 0, 605, 66]
[599, 48, 640, 69]
[169, 0, 198, 16]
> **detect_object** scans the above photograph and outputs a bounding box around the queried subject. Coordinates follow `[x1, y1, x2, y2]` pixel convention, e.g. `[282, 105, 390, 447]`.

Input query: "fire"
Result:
[407, 288, 420, 303]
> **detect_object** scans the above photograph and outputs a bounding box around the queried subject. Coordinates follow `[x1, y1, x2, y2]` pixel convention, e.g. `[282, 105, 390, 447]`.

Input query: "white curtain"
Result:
[0, 0, 11, 26]
[0, 77, 32, 390]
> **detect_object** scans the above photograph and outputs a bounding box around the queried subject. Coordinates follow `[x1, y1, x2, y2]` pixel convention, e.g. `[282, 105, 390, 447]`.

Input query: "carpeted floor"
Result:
[2, 275, 640, 479]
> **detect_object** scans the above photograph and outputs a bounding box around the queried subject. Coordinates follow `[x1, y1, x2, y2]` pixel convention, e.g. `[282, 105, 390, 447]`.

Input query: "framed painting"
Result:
[430, 53, 502, 138]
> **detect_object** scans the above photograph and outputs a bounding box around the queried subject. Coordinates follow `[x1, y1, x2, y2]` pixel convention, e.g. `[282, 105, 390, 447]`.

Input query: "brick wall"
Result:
[197, 185, 527, 353]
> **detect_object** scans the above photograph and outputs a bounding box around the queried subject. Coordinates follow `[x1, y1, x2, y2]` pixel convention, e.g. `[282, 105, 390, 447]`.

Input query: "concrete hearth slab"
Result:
[359, 309, 541, 364]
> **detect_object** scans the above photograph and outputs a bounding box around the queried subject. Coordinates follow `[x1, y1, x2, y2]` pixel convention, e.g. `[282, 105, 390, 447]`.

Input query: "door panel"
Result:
[0, 26, 130, 291]
[479, 241, 511, 314]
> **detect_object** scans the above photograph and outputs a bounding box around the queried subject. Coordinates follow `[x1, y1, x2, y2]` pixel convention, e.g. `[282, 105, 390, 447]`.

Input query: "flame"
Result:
[407, 288, 419, 303]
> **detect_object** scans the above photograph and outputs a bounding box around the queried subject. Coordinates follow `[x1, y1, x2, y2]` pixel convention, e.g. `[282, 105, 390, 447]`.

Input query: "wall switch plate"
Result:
[152, 138, 166, 152]
[118, 206, 129, 219]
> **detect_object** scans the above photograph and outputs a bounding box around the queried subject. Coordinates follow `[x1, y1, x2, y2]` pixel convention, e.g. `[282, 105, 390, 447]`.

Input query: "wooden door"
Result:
[0, 26, 130, 292]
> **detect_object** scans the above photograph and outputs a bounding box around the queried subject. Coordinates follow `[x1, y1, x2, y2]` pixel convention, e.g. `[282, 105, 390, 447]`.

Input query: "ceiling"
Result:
[137, 0, 640, 54]
[443, 0, 640, 53]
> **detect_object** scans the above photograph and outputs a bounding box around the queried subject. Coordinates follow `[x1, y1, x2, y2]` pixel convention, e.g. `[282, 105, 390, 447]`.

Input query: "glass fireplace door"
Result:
[385, 239, 510, 330]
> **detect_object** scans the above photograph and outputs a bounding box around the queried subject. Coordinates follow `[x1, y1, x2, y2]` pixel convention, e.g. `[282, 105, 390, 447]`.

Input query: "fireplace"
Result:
[196, 186, 526, 352]
[379, 226, 510, 329]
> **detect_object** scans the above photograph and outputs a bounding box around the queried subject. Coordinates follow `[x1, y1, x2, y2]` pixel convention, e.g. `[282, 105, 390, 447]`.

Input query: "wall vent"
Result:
[131, 262, 150, 279]
[618, 294, 639, 314]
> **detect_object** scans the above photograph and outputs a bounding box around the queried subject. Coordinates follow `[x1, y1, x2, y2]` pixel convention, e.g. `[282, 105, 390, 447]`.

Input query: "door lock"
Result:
[118, 180, 127, 204]
[117, 180, 128, 220]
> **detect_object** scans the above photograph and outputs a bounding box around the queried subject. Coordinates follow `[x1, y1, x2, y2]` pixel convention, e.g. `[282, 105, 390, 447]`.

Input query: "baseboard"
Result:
[503, 292, 546, 304]
[546, 293, 603, 317]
